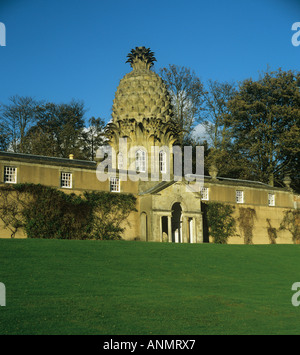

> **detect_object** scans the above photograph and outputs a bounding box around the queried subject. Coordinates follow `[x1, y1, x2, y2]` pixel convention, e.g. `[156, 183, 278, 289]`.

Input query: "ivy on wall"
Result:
[205, 202, 236, 244]
[266, 218, 277, 244]
[0, 183, 137, 240]
[237, 207, 256, 245]
[82, 190, 137, 240]
[280, 209, 300, 244]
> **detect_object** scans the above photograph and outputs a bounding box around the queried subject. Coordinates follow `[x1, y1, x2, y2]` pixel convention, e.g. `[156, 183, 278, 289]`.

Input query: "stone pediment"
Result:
[139, 179, 202, 198]
[138, 180, 176, 195]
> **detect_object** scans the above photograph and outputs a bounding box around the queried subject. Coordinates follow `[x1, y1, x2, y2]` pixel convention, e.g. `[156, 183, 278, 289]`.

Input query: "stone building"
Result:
[0, 47, 299, 243]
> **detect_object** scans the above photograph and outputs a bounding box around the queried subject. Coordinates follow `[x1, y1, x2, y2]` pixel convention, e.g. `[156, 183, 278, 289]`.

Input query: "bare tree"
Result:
[0, 95, 39, 153]
[202, 79, 236, 151]
[159, 65, 205, 144]
[81, 117, 106, 161]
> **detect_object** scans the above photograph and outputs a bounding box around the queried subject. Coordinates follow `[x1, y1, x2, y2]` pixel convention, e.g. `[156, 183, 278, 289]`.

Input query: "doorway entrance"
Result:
[171, 202, 182, 243]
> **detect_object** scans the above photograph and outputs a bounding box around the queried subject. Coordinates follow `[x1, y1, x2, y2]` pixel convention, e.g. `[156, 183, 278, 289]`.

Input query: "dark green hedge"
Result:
[0, 183, 137, 240]
[204, 202, 236, 244]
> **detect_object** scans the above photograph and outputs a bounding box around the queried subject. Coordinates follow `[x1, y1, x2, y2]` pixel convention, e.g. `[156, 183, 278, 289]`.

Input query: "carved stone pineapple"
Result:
[112, 47, 173, 123]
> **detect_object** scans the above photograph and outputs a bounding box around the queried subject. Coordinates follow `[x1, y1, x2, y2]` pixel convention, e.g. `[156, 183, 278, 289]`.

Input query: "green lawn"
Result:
[0, 239, 300, 335]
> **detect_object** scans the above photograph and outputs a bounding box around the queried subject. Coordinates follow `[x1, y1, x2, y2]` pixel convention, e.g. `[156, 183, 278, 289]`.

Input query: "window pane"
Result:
[61, 172, 72, 188]
[236, 190, 244, 203]
[268, 193, 275, 206]
[110, 177, 120, 192]
[4, 166, 17, 183]
[136, 150, 146, 172]
[159, 151, 166, 173]
[201, 187, 209, 200]
[118, 153, 123, 170]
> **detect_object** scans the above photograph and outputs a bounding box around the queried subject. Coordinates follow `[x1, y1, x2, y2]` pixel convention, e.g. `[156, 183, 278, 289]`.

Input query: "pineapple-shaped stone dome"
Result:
[112, 46, 173, 122]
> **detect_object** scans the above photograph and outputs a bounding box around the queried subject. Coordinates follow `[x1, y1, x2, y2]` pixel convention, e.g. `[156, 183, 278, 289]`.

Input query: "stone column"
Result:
[159, 215, 163, 242]
[168, 215, 172, 243]
[189, 218, 193, 243]
[192, 217, 196, 243]
[195, 216, 203, 243]
[182, 215, 188, 243]
[151, 212, 160, 242]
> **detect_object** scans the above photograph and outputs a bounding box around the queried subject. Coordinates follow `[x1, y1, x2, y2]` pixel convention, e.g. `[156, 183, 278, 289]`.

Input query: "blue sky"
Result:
[0, 0, 299, 125]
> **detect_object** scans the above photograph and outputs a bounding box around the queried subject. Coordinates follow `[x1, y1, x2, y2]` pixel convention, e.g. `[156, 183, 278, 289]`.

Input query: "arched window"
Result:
[159, 150, 166, 173]
[135, 149, 146, 173]
[118, 152, 123, 170]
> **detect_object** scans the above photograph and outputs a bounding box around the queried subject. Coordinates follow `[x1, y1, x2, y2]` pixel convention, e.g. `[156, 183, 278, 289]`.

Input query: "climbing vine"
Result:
[280, 210, 300, 244]
[266, 218, 278, 244]
[237, 207, 256, 244]
[205, 202, 236, 244]
[0, 183, 137, 240]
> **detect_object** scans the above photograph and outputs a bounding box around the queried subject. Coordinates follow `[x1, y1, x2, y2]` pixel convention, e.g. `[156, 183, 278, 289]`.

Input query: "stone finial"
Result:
[126, 46, 156, 70]
[111, 47, 172, 123]
[209, 164, 218, 181]
[283, 174, 292, 190]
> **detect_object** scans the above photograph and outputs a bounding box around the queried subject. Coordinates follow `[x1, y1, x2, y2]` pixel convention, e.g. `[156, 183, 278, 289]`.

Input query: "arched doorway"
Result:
[171, 202, 182, 243]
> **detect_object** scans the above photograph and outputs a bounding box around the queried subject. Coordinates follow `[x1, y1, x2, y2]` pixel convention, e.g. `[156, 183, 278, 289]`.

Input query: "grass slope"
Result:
[0, 239, 300, 335]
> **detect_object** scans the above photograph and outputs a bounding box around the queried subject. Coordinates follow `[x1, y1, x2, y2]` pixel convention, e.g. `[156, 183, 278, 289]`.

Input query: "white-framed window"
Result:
[268, 193, 275, 206]
[135, 149, 146, 173]
[236, 190, 244, 204]
[118, 152, 124, 170]
[110, 177, 120, 192]
[61, 172, 72, 188]
[159, 150, 166, 173]
[4, 166, 17, 183]
[200, 186, 209, 201]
